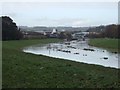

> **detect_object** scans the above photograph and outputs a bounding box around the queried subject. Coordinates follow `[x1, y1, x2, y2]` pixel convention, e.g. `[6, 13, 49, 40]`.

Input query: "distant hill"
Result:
[19, 26, 89, 32]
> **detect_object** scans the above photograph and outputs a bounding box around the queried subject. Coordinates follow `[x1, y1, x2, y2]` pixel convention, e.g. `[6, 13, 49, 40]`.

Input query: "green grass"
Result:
[2, 38, 120, 88]
[89, 38, 119, 52]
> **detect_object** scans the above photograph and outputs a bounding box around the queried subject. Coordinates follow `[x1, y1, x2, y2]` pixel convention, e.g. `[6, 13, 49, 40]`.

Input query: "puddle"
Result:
[23, 40, 119, 69]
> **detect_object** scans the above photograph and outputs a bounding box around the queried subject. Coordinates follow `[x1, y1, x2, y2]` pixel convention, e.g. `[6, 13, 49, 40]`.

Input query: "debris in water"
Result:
[67, 46, 76, 49]
[83, 54, 87, 56]
[83, 48, 95, 51]
[112, 52, 118, 54]
[74, 53, 79, 54]
[103, 57, 108, 60]
[65, 42, 70, 45]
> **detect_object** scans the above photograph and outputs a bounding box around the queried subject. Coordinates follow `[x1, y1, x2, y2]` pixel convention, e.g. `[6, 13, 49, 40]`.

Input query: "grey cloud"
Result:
[35, 18, 90, 27]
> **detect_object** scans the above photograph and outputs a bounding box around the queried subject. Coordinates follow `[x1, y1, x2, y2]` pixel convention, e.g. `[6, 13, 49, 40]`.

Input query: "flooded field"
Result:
[23, 40, 119, 69]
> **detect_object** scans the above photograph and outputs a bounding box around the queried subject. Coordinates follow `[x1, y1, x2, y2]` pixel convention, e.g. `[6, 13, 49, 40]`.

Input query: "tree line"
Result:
[87, 24, 120, 38]
[1, 16, 23, 41]
[1, 16, 119, 41]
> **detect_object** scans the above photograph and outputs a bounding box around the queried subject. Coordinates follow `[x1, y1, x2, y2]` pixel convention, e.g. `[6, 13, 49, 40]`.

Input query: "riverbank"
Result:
[2, 39, 119, 88]
[89, 38, 119, 53]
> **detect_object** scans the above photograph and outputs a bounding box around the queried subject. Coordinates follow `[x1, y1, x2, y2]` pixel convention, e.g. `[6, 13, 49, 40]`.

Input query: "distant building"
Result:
[50, 29, 59, 38]
[51, 29, 58, 34]
[72, 32, 89, 40]
[22, 31, 45, 39]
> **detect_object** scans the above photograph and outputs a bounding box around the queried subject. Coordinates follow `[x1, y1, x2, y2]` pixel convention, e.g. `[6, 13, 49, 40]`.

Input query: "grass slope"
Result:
[2, 39, 120, 88]
[89, 38, 119, 52]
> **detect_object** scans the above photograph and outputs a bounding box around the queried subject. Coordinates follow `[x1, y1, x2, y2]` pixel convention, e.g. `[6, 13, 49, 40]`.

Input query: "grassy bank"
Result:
[2, 38, 120, 88]
[89, 38, 119, 52]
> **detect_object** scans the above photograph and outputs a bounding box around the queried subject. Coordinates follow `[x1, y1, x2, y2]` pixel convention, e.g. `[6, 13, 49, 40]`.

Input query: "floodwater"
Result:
[23, 40, 119, 69]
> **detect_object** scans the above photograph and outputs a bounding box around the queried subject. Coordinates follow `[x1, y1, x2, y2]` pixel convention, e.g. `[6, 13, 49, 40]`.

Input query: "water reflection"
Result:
[23, 40, 119, 69]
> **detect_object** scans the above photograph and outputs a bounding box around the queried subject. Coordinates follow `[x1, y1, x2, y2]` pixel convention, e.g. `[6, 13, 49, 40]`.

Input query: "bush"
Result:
[2, 16, 23, 41]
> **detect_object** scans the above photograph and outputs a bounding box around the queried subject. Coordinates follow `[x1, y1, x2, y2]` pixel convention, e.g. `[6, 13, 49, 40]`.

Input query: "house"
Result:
[50, 29, 59, 38]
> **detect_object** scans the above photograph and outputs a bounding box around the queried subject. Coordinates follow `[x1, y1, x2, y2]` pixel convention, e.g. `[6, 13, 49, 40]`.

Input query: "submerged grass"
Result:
[2, 38, 120, 88]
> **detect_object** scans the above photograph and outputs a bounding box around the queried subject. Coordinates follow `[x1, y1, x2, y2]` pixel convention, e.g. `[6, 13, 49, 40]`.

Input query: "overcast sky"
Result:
[1, 1, 118, 27]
